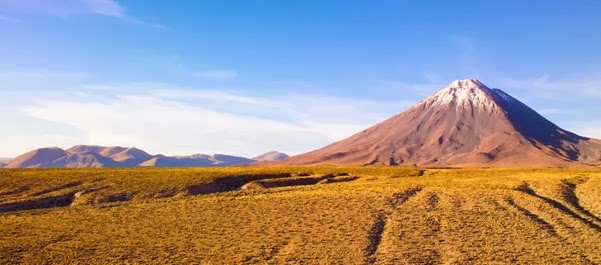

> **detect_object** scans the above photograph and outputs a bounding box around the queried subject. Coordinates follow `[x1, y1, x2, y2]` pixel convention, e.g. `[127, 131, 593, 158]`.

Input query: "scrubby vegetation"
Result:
[1, 167, 600, 264]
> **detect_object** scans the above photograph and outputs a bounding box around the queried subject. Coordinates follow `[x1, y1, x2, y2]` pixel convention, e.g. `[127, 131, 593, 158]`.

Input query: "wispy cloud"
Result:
[377, 80, 446, 98]
[81, 0, 125, 17]
[193, 70, 239, 80]
[120, 16, 168, 30]
[0, 0, 166, 29]
[0, 69, 89, 79]
[7, 72, 601, 156]
[0, 0, 124, 17]
[17, 84, 406, 157]
[497, 74, 601, 98]
[151, 89, 270, 105]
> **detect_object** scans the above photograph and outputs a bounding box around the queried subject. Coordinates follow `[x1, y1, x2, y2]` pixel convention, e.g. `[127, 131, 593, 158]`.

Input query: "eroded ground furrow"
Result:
[364, 187, 423, 265]
[364, 213, 387, 264]
[505, 197, 558, 236]
[507, 199, 598, 264]
[0, 192, 78, 213]
[511, 184, 601, 263]
[425, 193, 440, 212]
[573, 175, 601, 222]
[375, 187, 601, 264]
[517, 182, 601, 234]
[560, 179, 601, 225]
[2, 168, 601, 264]
[373, 188, 445, 265]
[386, 187, 424, 208]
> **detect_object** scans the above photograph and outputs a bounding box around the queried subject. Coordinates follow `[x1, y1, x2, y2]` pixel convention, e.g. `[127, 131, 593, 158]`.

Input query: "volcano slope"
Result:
[1, 167, 601, 264]
[277, 79, 601, 168]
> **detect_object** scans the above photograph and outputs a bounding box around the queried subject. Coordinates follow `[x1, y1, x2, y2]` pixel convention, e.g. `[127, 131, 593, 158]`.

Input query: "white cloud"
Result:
[0, 0, 166, 29]
[0, 0, 123, 17]
[7, 75, 601, 157]
[81, 0, 125, 17]
[377, 80, 445, 98]
[497, 74, 601, 99]
[18, 86, 405, 157]
[0, 69, 89, 79]
[120, 16, 168, 30]
[193, 70, 238, 80]
[151, 89, 270, 105]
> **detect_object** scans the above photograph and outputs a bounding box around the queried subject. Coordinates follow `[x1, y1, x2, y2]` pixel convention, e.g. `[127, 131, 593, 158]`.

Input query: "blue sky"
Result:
[1, 0, 601, 157]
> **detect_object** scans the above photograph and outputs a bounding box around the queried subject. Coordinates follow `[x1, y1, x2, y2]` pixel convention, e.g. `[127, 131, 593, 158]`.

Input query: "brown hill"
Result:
[211, 154, 256, 165]
[67, 145, 107, 154]
[68, 145, 125, 158]
[140, 154, 255, 167]
[67, 145, 152, 165]
[277, 79, 601, 168]
[4, 147, 69, 168]
[139, 155, 211, 167]
[253, 151, 290, 161]
[53, 151, 121, 168]
[108, 148, 153, 166]
[97, 146, 128, 157]
[6, 146, 259, 168]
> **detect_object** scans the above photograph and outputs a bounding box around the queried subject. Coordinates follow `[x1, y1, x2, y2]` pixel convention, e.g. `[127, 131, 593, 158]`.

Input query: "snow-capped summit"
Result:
[427, 79, 499, 111]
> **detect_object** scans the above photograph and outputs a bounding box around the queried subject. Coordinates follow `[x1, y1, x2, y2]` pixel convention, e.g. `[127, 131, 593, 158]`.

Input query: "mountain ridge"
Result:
[2, 145, 288, 168]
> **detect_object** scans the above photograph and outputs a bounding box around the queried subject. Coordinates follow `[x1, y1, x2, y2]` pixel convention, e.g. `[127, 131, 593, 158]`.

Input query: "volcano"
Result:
[279, 79, 601, 167]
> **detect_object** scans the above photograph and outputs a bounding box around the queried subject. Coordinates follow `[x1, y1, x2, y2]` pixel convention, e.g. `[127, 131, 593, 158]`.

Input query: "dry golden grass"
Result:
[1, 167, 600, 264]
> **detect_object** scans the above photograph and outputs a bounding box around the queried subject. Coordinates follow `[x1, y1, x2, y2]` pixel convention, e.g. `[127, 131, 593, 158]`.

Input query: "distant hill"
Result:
[253, 151, 290, 161]
[4, 147, 69, 168]
[4, 145, 266, 168]
[108, 148, 154, 166]
[276, 79, 601, 168]
[212, 154, 257, 165]
[67, 145, 107, 154]
[53, 151, 121, 168]
[139, 154, 254, 167]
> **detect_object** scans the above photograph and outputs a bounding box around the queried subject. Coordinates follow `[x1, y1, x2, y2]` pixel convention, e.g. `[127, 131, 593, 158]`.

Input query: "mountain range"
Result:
[1, 146, 288, 168]
[4, 79, 600, 169]
[275, 79, 601, 168]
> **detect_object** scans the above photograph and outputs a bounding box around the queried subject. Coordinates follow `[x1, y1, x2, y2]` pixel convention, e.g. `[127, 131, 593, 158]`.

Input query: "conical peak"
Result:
[448, 79, 487, 90]
[428, 79, 498, 110]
